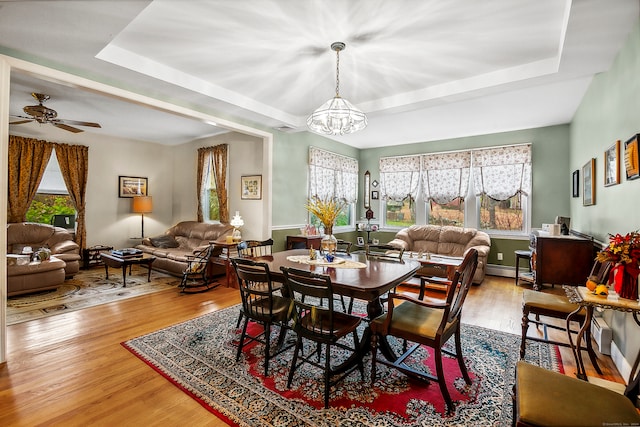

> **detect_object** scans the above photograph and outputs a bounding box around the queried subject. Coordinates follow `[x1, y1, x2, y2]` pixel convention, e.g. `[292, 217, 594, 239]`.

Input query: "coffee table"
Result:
[100, 252, 156, 287]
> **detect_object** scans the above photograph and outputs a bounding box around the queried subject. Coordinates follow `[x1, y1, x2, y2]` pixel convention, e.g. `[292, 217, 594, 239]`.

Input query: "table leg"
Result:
[104, 264, 109, 280]
[568, 305, 593, 381]
[121, 265, 128, 287]
[146, 262, 152, 282]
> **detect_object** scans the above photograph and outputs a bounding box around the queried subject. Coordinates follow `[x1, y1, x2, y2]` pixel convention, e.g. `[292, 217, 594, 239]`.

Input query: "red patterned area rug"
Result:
[123, 304, 562, 427]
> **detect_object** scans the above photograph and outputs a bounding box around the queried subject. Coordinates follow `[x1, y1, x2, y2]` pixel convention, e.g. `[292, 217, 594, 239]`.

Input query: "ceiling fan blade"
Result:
[54, 119, 101, 128]
[54, 123, 84, 133]
[10, 119, 34, 125]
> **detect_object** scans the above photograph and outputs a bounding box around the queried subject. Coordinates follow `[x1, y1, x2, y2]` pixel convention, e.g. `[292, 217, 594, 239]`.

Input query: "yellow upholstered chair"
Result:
[514, 361, 640, 427]
[370, 248, 478, 413]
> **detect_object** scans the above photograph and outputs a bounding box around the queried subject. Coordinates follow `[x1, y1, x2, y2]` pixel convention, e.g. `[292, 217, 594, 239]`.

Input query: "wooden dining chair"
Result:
[231, 258, 291, 376]
[237, 238, 274, 258]
[335, 239, 352, 255]
[280, 266, 364, 408]
[366, 243, 405, 262]
[370, 248, 478, 413]
[519, 260, 612, 376]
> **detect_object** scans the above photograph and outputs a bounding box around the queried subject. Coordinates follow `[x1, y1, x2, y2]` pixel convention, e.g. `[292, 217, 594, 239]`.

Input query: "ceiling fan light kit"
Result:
[307, 42, 367, 136]
[10, 92, 102, 133]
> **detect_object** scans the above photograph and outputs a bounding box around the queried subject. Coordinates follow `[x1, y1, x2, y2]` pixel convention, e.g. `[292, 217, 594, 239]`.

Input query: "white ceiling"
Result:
[1, 0, 638, 148]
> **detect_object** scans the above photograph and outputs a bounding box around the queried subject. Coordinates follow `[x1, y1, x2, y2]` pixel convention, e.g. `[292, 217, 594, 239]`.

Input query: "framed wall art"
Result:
[241, 175, 262, 200]
[119, 176, 148, 198]
[572, 170, 580, 197]
[624, 134, 640, 180]
[582, 158, 595, 206]
[604, 140, 620, 186]
[371, 190, 379, 200]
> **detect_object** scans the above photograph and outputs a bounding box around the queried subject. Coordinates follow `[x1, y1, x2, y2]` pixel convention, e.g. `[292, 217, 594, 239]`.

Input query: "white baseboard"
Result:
[610, 340, 632, 384]
[486, 264, 515, 278]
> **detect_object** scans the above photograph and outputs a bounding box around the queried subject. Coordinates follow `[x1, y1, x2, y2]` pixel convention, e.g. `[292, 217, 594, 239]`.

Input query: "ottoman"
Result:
[7, 256, 67, 297]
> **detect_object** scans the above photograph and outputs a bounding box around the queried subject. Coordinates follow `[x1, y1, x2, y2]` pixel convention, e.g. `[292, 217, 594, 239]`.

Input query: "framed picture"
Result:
[241, 175, 262, 200]
[357, 236, 365, 246]
[624, 134, 640, 180]
[572, 170, 580, 198]
[371, 190, 379, 200]
[119, 176, 148, 198]
[604, 140, 620, 186]
[582, 158, 595, 206]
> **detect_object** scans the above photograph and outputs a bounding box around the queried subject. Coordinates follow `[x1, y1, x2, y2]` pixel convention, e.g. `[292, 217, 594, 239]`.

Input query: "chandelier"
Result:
[307, 42, 368, 136]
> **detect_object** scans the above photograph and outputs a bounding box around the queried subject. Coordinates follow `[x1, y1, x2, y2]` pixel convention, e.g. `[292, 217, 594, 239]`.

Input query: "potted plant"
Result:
[305, 196, 346, 254]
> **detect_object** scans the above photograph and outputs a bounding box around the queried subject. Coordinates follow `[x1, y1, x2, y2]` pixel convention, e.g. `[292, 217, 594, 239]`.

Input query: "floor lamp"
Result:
[132, 196, 153, 238]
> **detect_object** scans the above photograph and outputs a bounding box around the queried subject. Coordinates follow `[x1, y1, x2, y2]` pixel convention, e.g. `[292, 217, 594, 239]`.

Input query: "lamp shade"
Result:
[132, 196, 153, 213]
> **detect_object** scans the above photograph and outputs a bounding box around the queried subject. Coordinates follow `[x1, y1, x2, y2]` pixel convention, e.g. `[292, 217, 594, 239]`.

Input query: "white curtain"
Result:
[379, 155, 421, 201]
[472, 144, 531, 200]
[422, 151, 471, 204]
[309, 147, 358, 203]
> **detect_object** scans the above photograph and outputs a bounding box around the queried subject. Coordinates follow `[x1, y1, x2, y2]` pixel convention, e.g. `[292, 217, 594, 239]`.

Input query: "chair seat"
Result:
[522, 289, 586, 317]
[371, 301, 453, 342]
[516, 361, 640, 427]
[245, 295, 290, 322]
[299, 310, 361, 338]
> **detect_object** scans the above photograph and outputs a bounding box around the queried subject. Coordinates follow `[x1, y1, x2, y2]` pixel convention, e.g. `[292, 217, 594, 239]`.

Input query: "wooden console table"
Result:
[286, 235, 322, 250]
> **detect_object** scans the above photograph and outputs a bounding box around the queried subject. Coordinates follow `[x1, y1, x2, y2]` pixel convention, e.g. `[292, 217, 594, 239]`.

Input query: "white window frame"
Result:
[308, 147, 358, 232]
[380, 144, 532, 237]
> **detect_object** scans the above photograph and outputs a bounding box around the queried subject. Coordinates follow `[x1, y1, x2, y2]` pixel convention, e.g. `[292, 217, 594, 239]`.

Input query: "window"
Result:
[26, 154, 76, 225]
[201, 152, 220, 222]
[308, 147, 358, 230]
[379, 144, 531, 235]
[385, 197, 415, 228]
[428, 198, 464, 227]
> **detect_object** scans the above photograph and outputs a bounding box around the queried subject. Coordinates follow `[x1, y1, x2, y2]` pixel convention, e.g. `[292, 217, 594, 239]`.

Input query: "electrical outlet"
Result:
[497, 252, 503, 261]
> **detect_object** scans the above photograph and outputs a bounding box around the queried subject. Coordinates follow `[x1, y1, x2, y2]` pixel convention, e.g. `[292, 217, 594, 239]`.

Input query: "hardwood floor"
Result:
[0, 273, 623, 426]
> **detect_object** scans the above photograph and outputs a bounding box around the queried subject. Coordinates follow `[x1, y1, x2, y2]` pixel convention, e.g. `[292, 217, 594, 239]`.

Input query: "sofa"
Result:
[136, 221, 234, 277]
[387, 225, 491, 284]
[7, 222, 82, 296]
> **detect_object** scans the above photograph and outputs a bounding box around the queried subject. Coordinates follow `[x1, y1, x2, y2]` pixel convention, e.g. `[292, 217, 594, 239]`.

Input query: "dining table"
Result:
[248, 249, 421, 367]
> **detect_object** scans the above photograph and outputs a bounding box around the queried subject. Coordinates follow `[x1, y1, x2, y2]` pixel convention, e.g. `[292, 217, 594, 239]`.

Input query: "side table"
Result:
[564, 285, 640, 402]
[210, 240, 239, 288]
[82, 245, 114, 269]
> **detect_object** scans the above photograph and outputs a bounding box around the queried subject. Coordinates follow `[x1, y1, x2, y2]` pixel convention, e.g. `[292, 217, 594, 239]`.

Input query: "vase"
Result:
[612, 263, 639, 300]
[321, 225, 337, 254]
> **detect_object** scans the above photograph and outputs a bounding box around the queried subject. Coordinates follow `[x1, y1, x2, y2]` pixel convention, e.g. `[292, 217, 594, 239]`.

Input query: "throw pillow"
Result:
[149, 235, 180, 248]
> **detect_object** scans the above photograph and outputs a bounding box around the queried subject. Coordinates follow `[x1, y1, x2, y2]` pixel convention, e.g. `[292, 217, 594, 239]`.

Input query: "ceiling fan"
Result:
[10, 92, 102, 133]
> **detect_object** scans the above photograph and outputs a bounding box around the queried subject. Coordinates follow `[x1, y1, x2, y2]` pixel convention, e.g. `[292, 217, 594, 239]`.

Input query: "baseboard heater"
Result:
[592, 316, 612, 355]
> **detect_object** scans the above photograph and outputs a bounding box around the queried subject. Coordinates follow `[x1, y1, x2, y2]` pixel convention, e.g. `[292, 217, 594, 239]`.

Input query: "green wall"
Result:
[357, 125, 571, 263]
[569, 20, 640, 365]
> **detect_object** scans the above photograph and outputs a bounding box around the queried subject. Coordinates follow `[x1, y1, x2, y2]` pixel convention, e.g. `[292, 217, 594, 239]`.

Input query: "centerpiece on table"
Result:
[596, 231, 640, 300]
[305, 195, 346, 255]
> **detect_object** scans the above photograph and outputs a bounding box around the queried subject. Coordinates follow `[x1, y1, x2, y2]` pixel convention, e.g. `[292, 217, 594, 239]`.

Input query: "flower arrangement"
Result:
[596, 231, 640, 265]
[304, 196, 346, 235]
[596, 231, 640, 299]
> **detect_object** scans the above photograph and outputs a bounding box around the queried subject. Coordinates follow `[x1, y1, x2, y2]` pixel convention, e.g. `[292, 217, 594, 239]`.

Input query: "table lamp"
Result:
[132, 195, 153, 238]
[230, 211, 244, 242]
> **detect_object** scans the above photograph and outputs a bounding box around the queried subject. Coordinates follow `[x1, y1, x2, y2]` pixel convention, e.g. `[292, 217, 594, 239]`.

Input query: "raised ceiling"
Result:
[2, 0, 638, 148]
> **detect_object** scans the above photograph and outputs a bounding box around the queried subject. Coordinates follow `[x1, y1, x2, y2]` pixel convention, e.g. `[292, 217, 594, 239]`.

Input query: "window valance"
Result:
[309, 147, 358, 203]
[472, 144, 531, 200]
[379, 155, 421, 202]
[422, 151, 471, 204]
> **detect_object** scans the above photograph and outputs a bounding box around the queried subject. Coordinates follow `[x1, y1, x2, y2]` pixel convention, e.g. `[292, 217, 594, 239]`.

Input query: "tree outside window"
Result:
[385, 197, 415, 228]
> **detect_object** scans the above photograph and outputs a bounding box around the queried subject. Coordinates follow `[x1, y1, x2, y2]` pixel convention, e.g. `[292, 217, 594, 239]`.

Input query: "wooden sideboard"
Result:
[529, 230, 596, 291]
